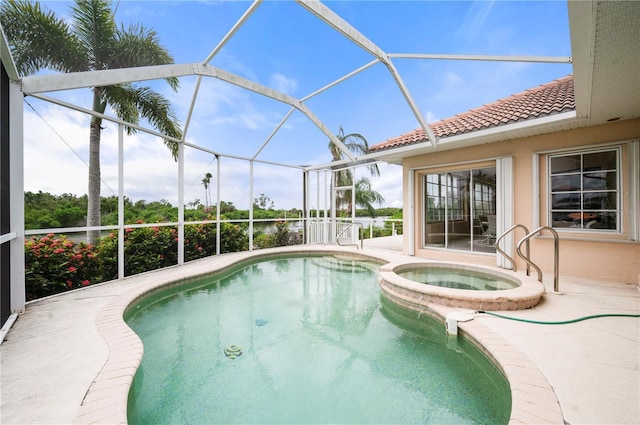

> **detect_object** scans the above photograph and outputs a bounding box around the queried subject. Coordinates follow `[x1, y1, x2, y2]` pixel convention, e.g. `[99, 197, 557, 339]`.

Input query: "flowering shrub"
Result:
[184, 223, 215, 261]
[97, 222, 249, 278]
[97, 225, 178, 280]
[218, 222, 249, 253]
[24, 234, 101, 300]
[25, 222, 251, 300]
[253, 220, 299, 249]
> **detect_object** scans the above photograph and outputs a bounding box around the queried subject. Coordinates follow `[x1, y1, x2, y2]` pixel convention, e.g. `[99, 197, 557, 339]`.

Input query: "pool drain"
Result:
[255, 319, 268, 326]
[223, 345, 243, 359]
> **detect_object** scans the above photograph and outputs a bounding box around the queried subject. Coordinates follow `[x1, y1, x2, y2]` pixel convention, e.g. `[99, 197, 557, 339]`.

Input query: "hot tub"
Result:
[378, 261, 545, 311]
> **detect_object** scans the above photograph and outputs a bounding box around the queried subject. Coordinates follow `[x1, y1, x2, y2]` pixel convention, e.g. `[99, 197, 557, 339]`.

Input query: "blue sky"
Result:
[22, 0, 573, 210]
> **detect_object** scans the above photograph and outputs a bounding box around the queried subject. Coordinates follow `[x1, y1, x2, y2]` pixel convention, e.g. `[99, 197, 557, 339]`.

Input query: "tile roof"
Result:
[371, 75, 575, 152]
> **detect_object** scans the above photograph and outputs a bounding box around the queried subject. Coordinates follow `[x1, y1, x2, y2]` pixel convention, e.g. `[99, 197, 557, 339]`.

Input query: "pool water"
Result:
[126, 255, 511, 424]
[399, 266, 519, 291]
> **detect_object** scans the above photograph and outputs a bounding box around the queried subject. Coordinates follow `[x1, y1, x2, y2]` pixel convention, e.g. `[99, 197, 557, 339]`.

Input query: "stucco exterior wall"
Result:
[401, 117, 640, 284]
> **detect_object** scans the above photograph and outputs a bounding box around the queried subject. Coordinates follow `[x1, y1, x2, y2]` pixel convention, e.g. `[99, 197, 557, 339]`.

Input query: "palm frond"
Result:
[104, 84, 183, 159]
[0, 0, 87, 74]
[328, 126, 380, 177]
[71, 0, 117, 70]
[113, 23, 178, 90]
[355, 177, 384, 216]
[103, 84, 139, 126]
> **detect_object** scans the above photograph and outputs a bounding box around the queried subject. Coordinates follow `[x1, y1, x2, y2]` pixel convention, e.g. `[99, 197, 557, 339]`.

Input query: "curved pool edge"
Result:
[72, 246, 563, 425]
[381, 289, 565, 424]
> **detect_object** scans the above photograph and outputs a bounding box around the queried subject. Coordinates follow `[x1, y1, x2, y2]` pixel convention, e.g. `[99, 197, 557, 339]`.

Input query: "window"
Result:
[423, 167, 496, 252]
[548, 148, 619, 231]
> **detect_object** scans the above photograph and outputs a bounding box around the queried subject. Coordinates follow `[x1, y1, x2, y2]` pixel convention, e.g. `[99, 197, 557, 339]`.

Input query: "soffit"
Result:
[585, 1, 640, 124]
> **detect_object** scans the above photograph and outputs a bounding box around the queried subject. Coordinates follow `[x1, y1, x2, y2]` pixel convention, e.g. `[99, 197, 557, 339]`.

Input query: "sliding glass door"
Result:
[424, 167, 496, 252]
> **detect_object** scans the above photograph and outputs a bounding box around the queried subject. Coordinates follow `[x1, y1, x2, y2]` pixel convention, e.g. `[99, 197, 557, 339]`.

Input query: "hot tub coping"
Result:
[379, 260, 546, 311]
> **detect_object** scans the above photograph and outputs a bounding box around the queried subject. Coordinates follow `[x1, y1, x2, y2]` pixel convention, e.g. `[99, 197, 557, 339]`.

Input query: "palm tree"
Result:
[0, 0, 182, 243]
[328, 126, 381, 214]
[353, 177, 384, 216]
[202, 172, 212, 211]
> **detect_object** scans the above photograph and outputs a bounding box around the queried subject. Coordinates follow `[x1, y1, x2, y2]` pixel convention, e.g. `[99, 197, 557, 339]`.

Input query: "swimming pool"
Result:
[125, 254, 510, 424]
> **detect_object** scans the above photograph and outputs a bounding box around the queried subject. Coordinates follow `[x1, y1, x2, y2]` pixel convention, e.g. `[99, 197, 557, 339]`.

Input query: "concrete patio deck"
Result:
[1, 242, 638, 424]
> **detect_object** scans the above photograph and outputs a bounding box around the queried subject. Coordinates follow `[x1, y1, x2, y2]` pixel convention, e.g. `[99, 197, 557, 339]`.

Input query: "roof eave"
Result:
[567, 1, 595, 123]
[371, 111, 581, 164]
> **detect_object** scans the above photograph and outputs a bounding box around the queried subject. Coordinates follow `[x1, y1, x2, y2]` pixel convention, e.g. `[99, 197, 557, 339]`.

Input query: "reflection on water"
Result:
[126, 255, 510, 424]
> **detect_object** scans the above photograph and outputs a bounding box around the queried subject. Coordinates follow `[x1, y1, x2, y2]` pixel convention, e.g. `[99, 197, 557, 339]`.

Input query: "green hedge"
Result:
[24, 222, 251, 301]
[25, 234, 100, 300]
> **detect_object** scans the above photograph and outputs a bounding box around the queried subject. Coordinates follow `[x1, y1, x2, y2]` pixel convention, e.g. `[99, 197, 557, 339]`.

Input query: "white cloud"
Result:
[457, 0, 495, 39]
[23, 106, 91, 196]
[368, 163, 404, 209]
[177, 77, 289, 146]
[215, 53, 261, 83]
[424, 111, 438, 124]
[444, 71, 463, 85]
[268, 73, 298, 96]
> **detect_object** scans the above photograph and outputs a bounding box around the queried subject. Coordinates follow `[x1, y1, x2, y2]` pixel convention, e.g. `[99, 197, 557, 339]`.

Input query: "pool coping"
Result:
[72, 246, 563, 424]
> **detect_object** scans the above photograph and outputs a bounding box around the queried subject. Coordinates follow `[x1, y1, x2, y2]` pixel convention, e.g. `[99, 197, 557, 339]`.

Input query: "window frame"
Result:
[547, 146, 621, 233]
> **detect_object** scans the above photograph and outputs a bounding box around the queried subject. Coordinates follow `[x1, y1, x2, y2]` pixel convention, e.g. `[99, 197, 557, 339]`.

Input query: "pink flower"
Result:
[81, 280, 90, 286]
[68, 266, 77, 273]
[54, 248, 65, 254]
[136, 220, 144, 224]
[66, 280, 73, 288]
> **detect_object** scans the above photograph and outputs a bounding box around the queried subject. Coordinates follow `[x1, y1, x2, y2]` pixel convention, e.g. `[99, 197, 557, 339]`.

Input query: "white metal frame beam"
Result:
[9, 77, 25, 313]
[389, 53, 572, 63]
[30, 92, 307, 171]
[0, 27, 19, 80]
[250, 58, 380, 159]
[22, 62, 356, 162]
[296, 0, 438, 147]
[203, 0, 263, 65]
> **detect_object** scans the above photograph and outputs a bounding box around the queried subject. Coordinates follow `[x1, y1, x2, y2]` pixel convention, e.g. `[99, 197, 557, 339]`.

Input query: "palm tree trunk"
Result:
[87, 119, 101, 244]
[87, 91, 104, 244]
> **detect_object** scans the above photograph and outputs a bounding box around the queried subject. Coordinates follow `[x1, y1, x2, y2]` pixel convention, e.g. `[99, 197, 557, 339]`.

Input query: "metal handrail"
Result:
[494, 224, 530, 275]
[516, 226, 560, 293]
[336, 221, 363, 249]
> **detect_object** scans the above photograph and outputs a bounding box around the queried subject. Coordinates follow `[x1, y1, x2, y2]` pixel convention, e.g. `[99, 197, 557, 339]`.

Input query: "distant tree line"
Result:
[24, 191, 401, 230]
[22, 191, 402, 301]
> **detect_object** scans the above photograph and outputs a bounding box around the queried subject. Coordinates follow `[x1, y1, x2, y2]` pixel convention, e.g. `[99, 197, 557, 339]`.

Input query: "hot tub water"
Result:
[399, 266, 520, 291]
